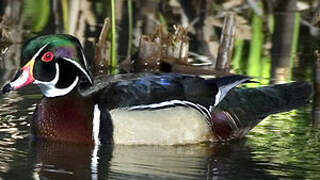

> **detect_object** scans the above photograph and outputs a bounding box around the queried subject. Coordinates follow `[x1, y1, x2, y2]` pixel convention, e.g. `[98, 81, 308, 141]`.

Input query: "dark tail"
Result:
[211, 81, 312, 141]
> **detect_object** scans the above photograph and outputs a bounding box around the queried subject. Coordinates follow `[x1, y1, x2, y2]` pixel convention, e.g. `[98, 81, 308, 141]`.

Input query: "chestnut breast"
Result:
[31, 93, 94, 144]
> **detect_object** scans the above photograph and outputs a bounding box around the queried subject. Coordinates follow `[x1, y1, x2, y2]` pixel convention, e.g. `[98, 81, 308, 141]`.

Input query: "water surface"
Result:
[0, 84, 319, 179]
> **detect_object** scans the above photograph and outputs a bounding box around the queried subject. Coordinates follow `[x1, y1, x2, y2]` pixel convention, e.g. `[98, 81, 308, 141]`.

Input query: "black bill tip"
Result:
[2, 83, 13, 94]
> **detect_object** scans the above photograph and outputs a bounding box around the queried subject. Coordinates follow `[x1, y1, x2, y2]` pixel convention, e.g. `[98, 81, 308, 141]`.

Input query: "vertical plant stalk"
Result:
[216, 14, 236, 71]
[261, 56, 271, 85]
[126, 0, 133, 58]
[110, 0, 117, 74]
[288, 12, 300, 80]
[267, 14, 274, 34]
[61, 0, 69, 33]
[231, 39, 244, 73]
[248, 12, 263, 77]
[158, 13, 168, 34]
[290, 12, 300, 62]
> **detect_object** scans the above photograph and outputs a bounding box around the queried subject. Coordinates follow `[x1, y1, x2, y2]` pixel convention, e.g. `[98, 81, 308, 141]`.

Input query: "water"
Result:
[0, 80, 319, 180]
[1, 0, 320, 179]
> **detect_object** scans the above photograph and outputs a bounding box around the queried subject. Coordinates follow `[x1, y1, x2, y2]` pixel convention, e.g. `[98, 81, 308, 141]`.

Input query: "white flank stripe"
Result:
[93, 104, 101, 145]
[128, 100, 211, 123]
[129, 100, 192, 109]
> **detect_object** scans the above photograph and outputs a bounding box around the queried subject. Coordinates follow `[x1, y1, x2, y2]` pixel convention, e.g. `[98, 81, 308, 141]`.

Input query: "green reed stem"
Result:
[231, 39, 244, 73]
[158, 13, 168, 34]
[61, 0, 69, 33]
[110, 0, 117, 74]
[126, 0, 133, 58]
[248, 12, 263, 77]
[291, 12, 300, 61]
[289, 12, 301, 80]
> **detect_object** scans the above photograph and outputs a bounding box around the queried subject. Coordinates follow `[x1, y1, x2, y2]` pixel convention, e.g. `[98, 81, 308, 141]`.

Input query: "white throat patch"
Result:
[34, 63, 79, 97]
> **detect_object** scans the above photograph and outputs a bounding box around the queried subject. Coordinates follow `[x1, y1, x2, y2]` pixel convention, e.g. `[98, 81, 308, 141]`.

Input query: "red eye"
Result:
[41, 51, 54, 62]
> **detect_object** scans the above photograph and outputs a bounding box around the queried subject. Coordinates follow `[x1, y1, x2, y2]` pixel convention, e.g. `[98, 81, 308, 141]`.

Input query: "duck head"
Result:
[3, 34, 93, 97]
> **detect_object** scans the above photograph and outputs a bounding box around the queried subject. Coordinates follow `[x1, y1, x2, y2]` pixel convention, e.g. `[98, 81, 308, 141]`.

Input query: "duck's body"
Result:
[3, 34, 309, 145]
[86, 72, 235, 145]
[30, 70, 247, 145]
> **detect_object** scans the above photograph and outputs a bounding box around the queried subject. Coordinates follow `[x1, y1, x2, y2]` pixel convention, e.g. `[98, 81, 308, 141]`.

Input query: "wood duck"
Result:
[2, 34, 251, 145]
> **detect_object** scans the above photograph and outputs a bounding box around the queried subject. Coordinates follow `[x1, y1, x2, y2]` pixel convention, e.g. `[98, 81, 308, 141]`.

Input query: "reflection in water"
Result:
[271, 0, 298, 84]
[313, 54, 320, 128]
[248, 110, 320, 179]
[110, 141, 278, 180]
[0, 89, 34, 179]
[28, 140, 112, 180]
[2, 136, 278, 180]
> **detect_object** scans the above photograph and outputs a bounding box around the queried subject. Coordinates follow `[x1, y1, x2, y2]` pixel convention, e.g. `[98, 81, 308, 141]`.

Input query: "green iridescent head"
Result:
[3, 34, 93, 97]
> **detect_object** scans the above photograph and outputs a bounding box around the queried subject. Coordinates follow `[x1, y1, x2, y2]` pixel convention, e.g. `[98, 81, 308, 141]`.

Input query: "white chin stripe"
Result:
[128, 100, 211, 122]
[34, 63, 79, 97]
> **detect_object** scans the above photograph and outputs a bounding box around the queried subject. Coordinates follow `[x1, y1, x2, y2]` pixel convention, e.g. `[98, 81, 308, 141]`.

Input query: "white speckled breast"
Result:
[110, 106, 214, 145]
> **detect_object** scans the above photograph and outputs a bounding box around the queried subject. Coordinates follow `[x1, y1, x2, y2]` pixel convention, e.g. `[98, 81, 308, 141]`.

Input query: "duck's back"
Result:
[88, 73, 217, 109]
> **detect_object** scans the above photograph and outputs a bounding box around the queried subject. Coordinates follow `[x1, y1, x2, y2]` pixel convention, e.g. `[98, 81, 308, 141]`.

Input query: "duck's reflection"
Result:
[29, 140, 113, 180]
[28, 138, 276, 180]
